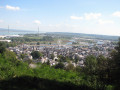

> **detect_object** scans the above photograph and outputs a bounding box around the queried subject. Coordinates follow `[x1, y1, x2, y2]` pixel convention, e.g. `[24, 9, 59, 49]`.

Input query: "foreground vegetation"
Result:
[0, 38, 120, 90]
[0, 50, 97, 90]
[0, 50, 101, 90]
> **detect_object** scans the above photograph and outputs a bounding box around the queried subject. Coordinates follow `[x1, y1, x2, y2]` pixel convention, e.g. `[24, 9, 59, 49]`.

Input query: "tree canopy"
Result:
[31, 51, 43, 59]
[0, 42, 6, 54]
[55, 62, 65, 69]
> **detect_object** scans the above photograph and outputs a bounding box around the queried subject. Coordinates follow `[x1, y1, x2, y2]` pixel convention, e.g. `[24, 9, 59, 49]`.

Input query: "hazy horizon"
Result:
[0, 27, 120, 37]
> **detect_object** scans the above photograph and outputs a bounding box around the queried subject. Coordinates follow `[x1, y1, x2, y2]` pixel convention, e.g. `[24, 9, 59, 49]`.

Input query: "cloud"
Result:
[70, 16, 83, 20]
[0, 20, 3, 23]
[98, 19, 114, 24]
[70, 13, 101, 21]
[6, 5, 20, 10]
[84, 13, 101, 20]
[34, 20, 41, 25]
[112, 11, 120, 17]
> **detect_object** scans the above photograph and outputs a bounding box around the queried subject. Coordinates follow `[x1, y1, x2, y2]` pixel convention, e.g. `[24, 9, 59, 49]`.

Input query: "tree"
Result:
[46, 60, 50, 65]
[58, 55, 67, 62]
[110, 38, 120, 87]
[41, 36, 54, 41]
[75, 66, 82, 72]
[0, 42, 6, 54]
[50, 54, 54, 60]
[31, 51, 42, 59]
[20, 54, 26, 59]
[55, 62, 64, 69]
[97, 55, 108, 72]
[74, 55, 79, 64]
[84, 55, 97, 75]
[65, 63, 75, 71]
[37, 42, 40, 45]
[96, 55, 109, 83]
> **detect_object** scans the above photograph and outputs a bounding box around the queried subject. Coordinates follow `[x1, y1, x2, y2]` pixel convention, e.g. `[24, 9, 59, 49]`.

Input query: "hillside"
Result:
[46, 32, 119, 40]
[0, 50, 97, 90]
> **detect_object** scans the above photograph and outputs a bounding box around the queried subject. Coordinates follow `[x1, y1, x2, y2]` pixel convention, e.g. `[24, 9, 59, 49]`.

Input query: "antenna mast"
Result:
[38, 26, 39, 36]
[8, 25, 9, 34]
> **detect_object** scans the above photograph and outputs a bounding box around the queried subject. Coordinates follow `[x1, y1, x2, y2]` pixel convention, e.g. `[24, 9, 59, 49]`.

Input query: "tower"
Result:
[8, 25, 9, 35]
[38, 26, 39, 36]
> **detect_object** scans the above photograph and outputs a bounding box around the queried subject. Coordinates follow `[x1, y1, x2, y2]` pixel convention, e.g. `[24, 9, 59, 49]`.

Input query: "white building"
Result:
[0, 40, 11, 42]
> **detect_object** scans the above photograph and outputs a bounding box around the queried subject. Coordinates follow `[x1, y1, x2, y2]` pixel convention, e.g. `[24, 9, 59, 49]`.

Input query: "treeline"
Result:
[41, 36, 54, 41]
[81, 38, 120, 89]
[10, 36, 54, 43]
[0, 42, 16, 48]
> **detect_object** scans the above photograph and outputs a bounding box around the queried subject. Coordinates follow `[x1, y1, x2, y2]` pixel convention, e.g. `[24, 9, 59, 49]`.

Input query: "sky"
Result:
[0, 0, 120, 36]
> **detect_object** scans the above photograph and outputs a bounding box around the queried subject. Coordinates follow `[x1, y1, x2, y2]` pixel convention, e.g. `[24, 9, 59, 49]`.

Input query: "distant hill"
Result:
[46, 32, 119, 40]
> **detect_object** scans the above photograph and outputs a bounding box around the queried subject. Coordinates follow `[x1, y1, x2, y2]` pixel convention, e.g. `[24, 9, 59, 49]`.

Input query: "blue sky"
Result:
[0, 0, 120, 36]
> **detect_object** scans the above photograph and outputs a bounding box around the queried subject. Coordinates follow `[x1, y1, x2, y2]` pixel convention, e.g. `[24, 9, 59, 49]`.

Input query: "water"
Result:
[0, 31, 44, 35]
[65, 39, 76, 45]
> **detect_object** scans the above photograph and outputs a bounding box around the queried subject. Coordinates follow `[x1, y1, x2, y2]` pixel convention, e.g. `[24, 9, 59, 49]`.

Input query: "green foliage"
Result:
[20, 53, 26, 59]
[55, 62, 65, 69]
[96, 55, 109, 82]
[0, 51, 30, 80]
[37, 42, 40, 45]
[58, 55, 70, 62]
[75, 66, 82, 72]
[84, 55, 97, 75]
[41, 36, 54, 41]
[11, 37, 41, 43]
[65, 63, 75, 71]
[108, 38, 120, 88]
[0, 42, 6, 54]
[0, 49, 106, 90]
[0, 42, 16, 48]
[74, 55, 79, 64]
[105, 85, 114, 90]
[50, 54, 54, 59]
[31, 51, 42, 59]
[46, 60, 50, 65]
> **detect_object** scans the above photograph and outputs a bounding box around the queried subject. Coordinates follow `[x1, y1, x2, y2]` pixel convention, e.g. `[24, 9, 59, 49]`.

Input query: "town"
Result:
[7, 34, 116, 68]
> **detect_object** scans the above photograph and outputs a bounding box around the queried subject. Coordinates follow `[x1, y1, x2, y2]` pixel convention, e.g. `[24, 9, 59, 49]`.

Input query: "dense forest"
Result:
[0, 38, 120, 90]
